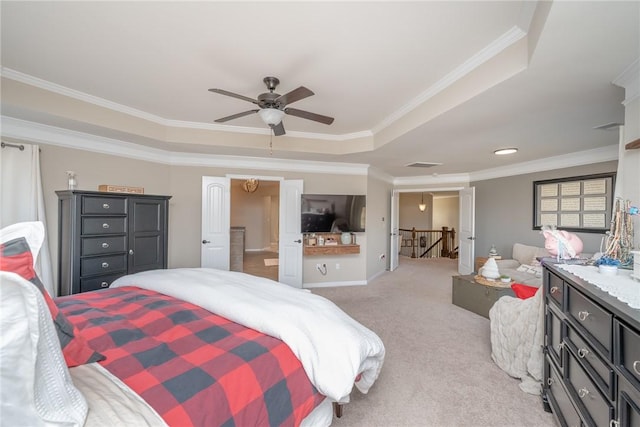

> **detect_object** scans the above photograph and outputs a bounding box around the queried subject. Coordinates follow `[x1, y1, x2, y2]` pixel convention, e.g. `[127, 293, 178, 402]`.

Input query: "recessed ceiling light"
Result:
[494, 148, 518, 155]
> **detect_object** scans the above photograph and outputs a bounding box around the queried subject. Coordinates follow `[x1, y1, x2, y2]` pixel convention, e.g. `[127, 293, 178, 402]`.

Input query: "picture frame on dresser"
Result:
[56, 190, 171, 296]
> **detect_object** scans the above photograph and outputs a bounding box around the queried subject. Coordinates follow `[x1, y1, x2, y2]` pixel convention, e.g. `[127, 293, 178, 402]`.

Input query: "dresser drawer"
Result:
[618, 375, 640, 427]
[567, 285, 612, 358]
[81, 217, 126, 235]
[618, 320, 640, 389]
[547, 358, 582, 427]
[81, 236, 126, 256]
[546, 270, 564, 308]
[80, 254, 126, 277]
[566, 350, 612, 427]
[566, 325, 613, 399]
[82, 196, 126, 215]
[80, 273, 125, 293]
[547, 303, 564, 368]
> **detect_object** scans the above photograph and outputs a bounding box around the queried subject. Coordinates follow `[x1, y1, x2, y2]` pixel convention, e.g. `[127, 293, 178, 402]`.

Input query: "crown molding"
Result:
[393, 173, 471, 186]
[1, 23, 526, 145]
[392, 144, 620, 185]
[1, 115, 620, 183]
[367, 166, 394, 184]
[613, 58, 640, 105]
[372, 26, 527, 134]
[0, 67, 373, 142]
[1, 116, 369, 176]
[468, 145, 619, 182]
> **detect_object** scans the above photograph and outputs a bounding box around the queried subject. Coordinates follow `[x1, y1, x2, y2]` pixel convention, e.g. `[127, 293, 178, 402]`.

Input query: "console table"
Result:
[542, 262, 640, 427]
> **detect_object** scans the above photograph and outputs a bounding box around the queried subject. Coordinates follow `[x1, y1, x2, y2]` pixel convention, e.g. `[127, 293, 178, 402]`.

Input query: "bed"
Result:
[0, 222, 385, 427]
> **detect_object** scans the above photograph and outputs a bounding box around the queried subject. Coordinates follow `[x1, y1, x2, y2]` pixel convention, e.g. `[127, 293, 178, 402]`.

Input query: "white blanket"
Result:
[111, 268, 385, 403]
[489, 287, 544, 395]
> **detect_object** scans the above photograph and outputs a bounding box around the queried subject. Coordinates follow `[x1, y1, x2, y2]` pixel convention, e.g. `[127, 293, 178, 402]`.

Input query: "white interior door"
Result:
[458, 187, 475, 275]
[278, 179, 303, 288]
[201, 176, 230, 270]
[389, 190, 400, 271]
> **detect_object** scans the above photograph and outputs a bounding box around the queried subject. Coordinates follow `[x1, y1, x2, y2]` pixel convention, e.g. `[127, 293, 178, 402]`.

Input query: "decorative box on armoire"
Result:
[56, 190, 171, 296]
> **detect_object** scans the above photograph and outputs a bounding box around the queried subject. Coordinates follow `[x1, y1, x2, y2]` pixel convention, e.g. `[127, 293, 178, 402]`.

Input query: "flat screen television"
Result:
[301, 194, 366, 233]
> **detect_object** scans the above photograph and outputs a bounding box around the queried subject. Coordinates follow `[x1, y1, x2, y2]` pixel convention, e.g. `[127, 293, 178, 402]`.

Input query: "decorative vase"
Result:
[341, 232, 351, 245]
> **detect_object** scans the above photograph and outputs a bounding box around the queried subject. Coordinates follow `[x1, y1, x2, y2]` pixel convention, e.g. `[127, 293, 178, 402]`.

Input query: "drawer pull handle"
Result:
[103, 203, 110, 209]
[101, 242, 109, 248]
[100, 281, 109, 288]
[578, 388, 589, 398]
[547, 378, 553, 386]
[633, 360, 640, 375]
[102, 223, 110, 229]
[578, 348, 589, 358]
[550, 286, 559, 294]
[577, 311, 590, 321]
[101, 262, 109, 268]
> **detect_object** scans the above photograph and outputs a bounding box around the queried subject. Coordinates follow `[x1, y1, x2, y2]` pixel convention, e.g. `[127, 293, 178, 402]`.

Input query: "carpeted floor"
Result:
[312, 257, 555, 427]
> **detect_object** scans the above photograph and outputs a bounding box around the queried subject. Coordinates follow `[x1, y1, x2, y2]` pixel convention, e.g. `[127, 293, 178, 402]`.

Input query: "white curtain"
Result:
[1, 143, 55, 296]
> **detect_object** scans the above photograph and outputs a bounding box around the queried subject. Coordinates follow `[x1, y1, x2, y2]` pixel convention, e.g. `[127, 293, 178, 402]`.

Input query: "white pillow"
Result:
[0, 271, 88, 426]
[0, 221, 45, 267]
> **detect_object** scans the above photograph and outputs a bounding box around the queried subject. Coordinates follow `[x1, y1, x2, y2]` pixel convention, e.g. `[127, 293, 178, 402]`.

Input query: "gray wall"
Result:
[472, 160, 617, 259]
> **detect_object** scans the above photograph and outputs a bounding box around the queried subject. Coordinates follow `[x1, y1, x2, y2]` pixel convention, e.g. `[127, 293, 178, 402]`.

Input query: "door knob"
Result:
[202, 240, 211, 244]
[294, 239, 302, 243]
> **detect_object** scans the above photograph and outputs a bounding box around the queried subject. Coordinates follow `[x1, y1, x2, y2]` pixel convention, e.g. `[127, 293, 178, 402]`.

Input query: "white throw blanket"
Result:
[489, 287, 544, 395]
[111, 268, 385, 404]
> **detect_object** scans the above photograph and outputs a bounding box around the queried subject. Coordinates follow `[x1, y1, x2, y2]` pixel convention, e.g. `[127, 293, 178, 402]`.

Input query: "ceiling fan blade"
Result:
[285, 107, 334, 125]
[208, 88, 259, 105]
[271, 121, 286, 136]
[275, 86, 314, 107]
[214, 109, 259, 123]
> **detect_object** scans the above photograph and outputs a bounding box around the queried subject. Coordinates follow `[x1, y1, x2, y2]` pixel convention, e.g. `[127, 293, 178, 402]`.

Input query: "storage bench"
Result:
[451, 274, 515, 319]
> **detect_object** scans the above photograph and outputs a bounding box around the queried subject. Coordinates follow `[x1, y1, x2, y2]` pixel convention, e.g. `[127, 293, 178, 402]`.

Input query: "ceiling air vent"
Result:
[405, 162, 442, 168]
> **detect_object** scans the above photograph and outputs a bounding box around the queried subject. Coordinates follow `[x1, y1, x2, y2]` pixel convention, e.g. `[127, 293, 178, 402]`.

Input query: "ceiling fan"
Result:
[208, 77, 334, 136]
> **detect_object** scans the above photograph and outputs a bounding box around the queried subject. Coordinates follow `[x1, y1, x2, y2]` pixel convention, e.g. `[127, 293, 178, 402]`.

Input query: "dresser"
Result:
[56, 190, 171, 296]
[542, 262, 640, 427]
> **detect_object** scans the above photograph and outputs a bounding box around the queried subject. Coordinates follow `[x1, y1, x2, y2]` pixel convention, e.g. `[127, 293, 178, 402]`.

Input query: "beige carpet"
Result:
[312, 257, 555, 427]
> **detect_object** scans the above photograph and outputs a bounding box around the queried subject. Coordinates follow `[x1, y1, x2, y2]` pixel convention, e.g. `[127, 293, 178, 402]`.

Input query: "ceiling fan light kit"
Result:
[258, 108, 285, 126]
[209, 76, 334, 136]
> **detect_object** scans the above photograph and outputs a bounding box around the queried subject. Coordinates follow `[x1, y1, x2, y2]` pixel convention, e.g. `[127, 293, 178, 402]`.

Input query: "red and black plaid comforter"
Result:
[56, 286, 325, 427]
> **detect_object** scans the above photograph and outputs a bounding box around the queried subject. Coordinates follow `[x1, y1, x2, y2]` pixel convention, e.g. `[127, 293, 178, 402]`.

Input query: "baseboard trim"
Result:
[304, 280, 367, 289]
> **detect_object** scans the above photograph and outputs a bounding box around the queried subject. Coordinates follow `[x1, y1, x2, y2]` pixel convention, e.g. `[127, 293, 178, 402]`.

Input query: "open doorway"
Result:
[230, 179, 280, 280]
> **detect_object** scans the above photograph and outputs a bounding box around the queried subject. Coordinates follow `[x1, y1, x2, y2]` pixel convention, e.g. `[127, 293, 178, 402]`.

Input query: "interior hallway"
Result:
[243, 250, 279, 281]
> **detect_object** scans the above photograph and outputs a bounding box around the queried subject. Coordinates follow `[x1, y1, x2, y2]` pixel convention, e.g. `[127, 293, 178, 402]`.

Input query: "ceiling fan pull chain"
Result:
[269, 129, 273, 156]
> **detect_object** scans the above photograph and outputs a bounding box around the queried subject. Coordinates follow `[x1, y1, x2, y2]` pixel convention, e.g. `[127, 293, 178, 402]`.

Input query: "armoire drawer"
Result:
[82, 196, 126, 215]
[566, 325, 613, 399]
[81, 236, 126, 256]
[81, 217, 126, 235]
[80, 273, 125, 293]
[567, 285, 612, 358]
[80, 254, 126, 277]
[566, 350, 612, 427]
